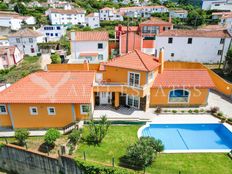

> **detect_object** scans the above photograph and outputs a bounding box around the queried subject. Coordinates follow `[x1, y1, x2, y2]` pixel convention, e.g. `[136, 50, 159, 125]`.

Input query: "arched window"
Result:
[169, 89, 189, 103]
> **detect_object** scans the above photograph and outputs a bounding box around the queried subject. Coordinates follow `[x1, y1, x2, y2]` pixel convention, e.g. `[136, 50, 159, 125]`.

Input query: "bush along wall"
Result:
[76, 159, 135, 174]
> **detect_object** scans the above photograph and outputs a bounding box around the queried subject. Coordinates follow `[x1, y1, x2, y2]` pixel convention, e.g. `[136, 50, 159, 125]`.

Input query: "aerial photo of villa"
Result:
[0, 0, 232, 174]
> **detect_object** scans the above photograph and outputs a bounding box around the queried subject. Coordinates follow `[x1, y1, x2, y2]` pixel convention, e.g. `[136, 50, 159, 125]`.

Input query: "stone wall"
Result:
[0, 144, 82, 174]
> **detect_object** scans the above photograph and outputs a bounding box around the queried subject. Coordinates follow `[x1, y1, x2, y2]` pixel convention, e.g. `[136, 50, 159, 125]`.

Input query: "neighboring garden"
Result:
[0, 56, 42, 83]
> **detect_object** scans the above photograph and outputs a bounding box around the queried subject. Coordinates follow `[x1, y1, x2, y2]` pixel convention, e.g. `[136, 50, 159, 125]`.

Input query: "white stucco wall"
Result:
[155, 36, 232, 63]
[48, 12, 85, 25]
[71, 40, 109, 63]
[85, 14, 100, 29]
[9, 36, 45, 56]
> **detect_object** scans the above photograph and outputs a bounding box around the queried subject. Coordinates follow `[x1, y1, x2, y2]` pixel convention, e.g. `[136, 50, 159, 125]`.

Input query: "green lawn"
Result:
[75, 125, 232, 174]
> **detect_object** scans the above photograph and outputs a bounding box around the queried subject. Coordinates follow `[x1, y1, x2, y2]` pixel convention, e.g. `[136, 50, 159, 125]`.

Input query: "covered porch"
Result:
[94, 92, 149, 111]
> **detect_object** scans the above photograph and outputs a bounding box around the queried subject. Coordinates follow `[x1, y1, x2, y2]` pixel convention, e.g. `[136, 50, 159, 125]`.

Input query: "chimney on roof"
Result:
[84, 60, 89, 71]
[158, 48, 164, 74]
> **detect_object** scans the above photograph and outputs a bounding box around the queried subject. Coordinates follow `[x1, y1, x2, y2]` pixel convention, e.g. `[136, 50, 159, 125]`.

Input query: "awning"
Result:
[79, 53, 98, 57]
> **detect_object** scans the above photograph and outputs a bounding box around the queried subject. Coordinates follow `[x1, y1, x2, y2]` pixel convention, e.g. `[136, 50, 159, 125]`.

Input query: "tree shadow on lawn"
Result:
[119, 155, 144, 171]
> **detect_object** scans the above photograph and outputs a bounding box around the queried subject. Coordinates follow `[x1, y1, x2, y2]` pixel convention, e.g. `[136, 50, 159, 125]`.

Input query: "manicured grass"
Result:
[0, 56, 42, 83]
[75, 125, 232, 174]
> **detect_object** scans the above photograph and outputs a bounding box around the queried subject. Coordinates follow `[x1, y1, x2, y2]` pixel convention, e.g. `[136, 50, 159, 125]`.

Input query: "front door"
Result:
[100, 92, 112, 105]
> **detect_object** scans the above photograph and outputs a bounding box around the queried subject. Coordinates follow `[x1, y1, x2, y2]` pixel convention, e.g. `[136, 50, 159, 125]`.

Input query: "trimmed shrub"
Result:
[188, 109, 193, 114]
[217, 112, 224, 117]
[15, 129, 30, 146]
[44, 128, 61, 147]
[181, 110, 185, 113]
[200, 109, 205, 113]
[193, 109, 199, 114]
[172, 110, 177, 114]
[76, 159, 132, 174]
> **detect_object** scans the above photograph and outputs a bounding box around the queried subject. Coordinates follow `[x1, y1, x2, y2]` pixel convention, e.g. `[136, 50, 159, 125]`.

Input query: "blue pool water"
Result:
[141, 124, 232, 151]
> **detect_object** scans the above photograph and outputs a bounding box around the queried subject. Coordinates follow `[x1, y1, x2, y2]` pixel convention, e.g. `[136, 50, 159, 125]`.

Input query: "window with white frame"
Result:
[0, 105, 7, 114]
[47, 107, 56, 115]
[80, 105, 90, 114]
[29, 107, 38, 115]
[29, 38, 33, 43]
[128, 72, 140, 87]
[98, 54, 103, 61]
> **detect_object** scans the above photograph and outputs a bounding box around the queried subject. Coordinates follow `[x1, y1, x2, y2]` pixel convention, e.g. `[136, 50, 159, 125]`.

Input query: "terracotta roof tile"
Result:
[158, 29, 231, 38]
[9, 28, 43, 38]
[153, 69, 215, 88]
[75, 31, 109, 41]
[140, 17, 172, 25]
[105, 50, 160, 72]
[115, 26, 139, 32]
[0, 71, 95, 104]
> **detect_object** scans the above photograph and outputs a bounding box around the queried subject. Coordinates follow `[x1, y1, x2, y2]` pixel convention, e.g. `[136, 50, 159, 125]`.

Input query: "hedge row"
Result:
[76, 159, 135, 174]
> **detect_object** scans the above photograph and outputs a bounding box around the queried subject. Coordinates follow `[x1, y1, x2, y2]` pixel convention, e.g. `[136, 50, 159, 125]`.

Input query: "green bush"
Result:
[172, 110, 177, 114]
[68, 129, 82, 145]
[76, 159, 132, 174]
[44, 128, 61, 146]
[194, 109, 199, 114]
[85, 115, 110, 145]
[188, 109, 193, 113]
[228, 118, 232, 122]
[119, 137, 164, 170]
[181, 110, 185, 113]
[50, 53, 61, 64]
[217, 112, 224, 117]
[155, 107, 162, 114]
[15, 129, 30, 146]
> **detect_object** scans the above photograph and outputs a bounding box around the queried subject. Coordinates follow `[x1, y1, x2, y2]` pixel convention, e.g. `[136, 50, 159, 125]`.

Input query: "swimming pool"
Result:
[139, 123, 232, 152]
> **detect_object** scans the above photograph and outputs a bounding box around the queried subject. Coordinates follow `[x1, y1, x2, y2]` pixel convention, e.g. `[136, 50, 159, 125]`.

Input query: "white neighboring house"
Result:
[46, 8, 86, 25]
[0, 36, 9, 46]
[202, 0, 232, 11]
[0, 46, 23, 69]
[0, 11, 36, 31]
[99, 7, 123, 21]
[155, 29, 232, 63]
[8, 28, 45, 56]
[169, 9, 188, 19]
[119, 6, 169, 18]
[37, 25, 66, 42]
[70, 31, 109, 64]
[85, 13, 100, 29]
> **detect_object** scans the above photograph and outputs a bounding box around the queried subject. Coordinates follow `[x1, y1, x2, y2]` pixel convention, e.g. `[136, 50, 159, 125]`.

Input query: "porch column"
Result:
[114, 92, 120, 108]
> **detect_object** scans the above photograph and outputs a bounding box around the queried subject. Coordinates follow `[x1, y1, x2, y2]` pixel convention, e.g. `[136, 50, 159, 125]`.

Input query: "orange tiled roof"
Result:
[75, 31, 109, 41]
[140, 17, 172, 25]
[158, 29, 231, 38]
[198, 25, 227, 31]
[153, 69, 215, 88]
[105, 50, 160, 72]
[0, 71, 95, 104]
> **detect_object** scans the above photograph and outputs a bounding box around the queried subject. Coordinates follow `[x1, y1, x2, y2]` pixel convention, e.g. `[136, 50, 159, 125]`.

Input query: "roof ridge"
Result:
[135, 50, 150, 71]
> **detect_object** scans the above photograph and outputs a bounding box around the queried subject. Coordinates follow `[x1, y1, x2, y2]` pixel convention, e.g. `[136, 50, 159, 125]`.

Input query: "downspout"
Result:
[219, 37, 226, 69]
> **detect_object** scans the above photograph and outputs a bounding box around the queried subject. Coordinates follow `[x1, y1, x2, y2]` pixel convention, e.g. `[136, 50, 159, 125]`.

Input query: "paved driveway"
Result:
[206, 91, 232, 118]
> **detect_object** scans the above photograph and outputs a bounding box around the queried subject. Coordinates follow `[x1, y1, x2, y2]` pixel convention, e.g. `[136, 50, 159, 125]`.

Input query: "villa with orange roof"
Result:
[99, 7, 123, 21]
[0, 49, 215, 130]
